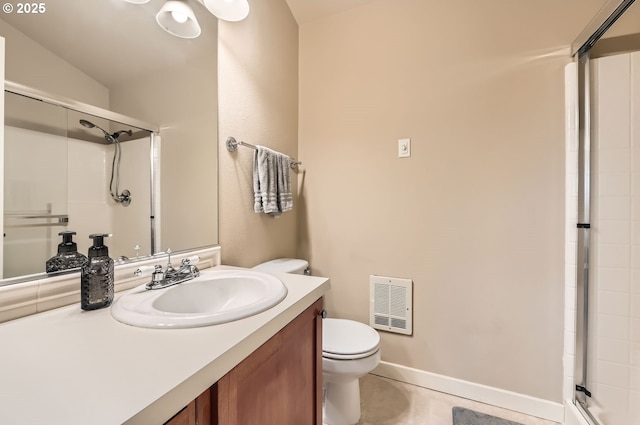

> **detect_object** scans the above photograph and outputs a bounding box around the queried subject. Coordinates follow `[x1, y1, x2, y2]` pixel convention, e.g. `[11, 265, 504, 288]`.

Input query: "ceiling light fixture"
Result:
[122, 0, 151, 4]
[156, 0, 202, 39]
[201, 0, 249, 22]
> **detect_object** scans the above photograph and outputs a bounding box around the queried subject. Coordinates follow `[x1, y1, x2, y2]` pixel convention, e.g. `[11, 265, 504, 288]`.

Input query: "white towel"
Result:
[253, 145, 293, 216]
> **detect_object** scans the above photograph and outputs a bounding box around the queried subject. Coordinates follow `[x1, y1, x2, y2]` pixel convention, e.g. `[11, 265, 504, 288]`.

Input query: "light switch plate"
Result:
[398, 138, 411, 158]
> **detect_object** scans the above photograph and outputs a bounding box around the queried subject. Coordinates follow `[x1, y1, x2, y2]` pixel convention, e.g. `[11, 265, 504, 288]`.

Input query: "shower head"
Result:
[79, 119, 96, 129]
[79, 120, 132, 142]
[79, 119, 112, 142]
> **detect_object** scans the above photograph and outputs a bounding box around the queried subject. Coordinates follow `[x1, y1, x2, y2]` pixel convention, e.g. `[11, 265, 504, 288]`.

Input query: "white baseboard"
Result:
[372, 361, 565, 423]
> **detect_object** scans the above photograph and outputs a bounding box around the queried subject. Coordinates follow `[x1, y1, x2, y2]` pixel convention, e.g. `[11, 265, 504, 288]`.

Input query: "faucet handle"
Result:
[181, 255, 200, 266]
[134, 265, 155, 277]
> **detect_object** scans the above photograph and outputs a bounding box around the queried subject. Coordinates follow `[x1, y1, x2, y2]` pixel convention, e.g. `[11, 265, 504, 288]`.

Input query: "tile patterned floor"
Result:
[360, 374, 562, 425]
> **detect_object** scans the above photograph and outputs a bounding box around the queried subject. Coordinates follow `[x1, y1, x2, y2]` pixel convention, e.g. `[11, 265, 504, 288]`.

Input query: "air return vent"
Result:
[369, 275, 412, 335]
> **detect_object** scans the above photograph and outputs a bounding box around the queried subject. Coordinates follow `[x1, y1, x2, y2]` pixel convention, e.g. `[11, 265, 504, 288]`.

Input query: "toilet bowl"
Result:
[253, 258, 381, 425]
[322, 318, 381, 425]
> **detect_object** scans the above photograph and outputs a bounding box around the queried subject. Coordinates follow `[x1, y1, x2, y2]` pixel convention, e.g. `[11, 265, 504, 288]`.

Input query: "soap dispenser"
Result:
[81, 233, 114, 311]
[46, 231, 88, 273]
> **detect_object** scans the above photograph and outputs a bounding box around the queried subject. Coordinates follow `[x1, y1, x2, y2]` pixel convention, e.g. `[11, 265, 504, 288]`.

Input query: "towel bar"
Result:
[226, 136, 301, 169]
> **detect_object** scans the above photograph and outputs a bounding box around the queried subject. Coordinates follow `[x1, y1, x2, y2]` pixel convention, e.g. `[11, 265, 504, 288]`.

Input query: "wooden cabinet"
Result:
[164, 298, 323, 425]
[164, 388, 211, 425]
[215, 298, 324, 425]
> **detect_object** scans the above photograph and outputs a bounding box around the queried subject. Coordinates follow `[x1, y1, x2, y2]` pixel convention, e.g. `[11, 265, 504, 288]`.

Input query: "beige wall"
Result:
[297, 0, 605, 402]
[0, 19, 108, 107]
[218, 0, 299, 267]
[110, 57, 219, 254]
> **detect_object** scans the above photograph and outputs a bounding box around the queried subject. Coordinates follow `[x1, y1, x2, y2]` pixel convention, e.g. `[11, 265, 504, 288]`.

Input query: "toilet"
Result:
[253, 258, 381, 425]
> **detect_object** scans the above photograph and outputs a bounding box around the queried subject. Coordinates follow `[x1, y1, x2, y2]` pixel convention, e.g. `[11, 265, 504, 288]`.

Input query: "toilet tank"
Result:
[252, 258, 309, 275]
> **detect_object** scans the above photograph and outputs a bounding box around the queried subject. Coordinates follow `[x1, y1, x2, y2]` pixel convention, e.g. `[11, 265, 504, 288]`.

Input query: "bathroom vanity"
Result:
[166, 298, 323, 425]
[0, 264, 329, 425]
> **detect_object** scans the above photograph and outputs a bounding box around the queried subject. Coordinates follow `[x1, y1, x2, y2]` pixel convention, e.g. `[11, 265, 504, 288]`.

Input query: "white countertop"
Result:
[0, 266, 330, 425]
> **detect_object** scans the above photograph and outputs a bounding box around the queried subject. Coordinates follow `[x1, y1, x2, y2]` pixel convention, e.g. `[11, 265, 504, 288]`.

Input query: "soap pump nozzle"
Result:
[57, 231, 79, 254]
[88, 233, 112, 258]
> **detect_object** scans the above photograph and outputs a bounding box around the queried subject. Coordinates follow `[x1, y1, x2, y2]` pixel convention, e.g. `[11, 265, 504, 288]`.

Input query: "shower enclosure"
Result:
[2, 83, 159, 280]
[571, 1, 640, 424]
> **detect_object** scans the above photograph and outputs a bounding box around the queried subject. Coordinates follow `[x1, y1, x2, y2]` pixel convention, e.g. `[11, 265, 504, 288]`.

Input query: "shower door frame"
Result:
[3, 81, 162, 280]
[571, 1, 637, 424]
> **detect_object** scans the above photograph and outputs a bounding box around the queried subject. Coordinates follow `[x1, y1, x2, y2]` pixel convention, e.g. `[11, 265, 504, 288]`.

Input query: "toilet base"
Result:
[323, 378, 361, 425]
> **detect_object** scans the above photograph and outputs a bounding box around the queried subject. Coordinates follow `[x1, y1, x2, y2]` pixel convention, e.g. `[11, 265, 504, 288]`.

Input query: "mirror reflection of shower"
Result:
[79, 119, 133, 206]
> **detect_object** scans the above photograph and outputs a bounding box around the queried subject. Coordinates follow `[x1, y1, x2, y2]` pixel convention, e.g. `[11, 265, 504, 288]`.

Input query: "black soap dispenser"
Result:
[46, 231, 88, 273]
[81, 233, 114, 311]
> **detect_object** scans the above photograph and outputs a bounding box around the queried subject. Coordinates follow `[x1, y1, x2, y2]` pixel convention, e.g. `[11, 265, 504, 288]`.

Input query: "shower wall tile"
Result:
[598, 290, 629, 316]
[596, 361, 629, 388]
[598, 219, 630, 245]
[565, 306, 576, 333]
[597, 244, 630, 269]
[632, 270, 640, 293]
[595, 382, 630, 425]
[633, 246, 640, 270]
[67, 139, 108, 204]
[597, 337, 629, 364]
[564, 62, 578, 403]
[598, 314, 630, 341]
[565, 243, 577, 269]
[631, 319, 640, 342]
[597, 267, 629, 292]
[631, 294, 640, 318]
[630, 367, 640, 390]
[599, 148, 630, 174]
[597, 196, 630, 221]
[632, 198, 640, 221]
[599, 173, 630, 197]
[632, 174, 640, 195]
[631, 343, 640, 366]
[632, 222, 640, 246]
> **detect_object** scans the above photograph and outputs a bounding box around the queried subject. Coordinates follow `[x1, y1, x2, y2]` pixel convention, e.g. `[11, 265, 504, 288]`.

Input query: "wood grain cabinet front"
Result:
[164, 388, 211, 425]
[164, 298, 324, 425]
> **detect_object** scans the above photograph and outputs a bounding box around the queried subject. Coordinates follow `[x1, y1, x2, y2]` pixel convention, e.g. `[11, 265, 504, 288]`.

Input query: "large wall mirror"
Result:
[0, 0, 219, 284]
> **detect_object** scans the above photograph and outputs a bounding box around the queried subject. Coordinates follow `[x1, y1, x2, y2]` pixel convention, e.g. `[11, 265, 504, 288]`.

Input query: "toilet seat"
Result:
[323, 318, 380, 360]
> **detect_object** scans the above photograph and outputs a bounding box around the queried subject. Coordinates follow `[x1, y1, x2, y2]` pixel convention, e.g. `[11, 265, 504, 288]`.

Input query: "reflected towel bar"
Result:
[226, 136, 301, 169]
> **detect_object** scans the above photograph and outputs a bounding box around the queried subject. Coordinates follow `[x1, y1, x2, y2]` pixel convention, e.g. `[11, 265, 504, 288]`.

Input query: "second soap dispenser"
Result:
[81, 233, 114, 311]
[46, 231, 88, 273]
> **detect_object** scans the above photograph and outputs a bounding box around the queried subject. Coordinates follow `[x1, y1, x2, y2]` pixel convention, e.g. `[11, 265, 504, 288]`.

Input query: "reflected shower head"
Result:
[79, 120, 132, 142]
[79, 119, 112, 142]
[79, 119, 95, 129]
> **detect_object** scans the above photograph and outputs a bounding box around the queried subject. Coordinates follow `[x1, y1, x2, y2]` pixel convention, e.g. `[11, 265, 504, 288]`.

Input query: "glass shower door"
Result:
[585, 50, 640, 425]
[3, 92, 69, 279]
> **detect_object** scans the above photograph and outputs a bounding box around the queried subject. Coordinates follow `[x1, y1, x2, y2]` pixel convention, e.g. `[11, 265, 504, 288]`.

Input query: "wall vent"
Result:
[369, 275, 412, 335]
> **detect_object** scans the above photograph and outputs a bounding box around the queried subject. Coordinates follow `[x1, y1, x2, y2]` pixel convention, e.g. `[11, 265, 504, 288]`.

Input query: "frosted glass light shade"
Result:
[202, 0, 249, 22]
[156, 0, 201, 39]
[122, 0, 151, 3]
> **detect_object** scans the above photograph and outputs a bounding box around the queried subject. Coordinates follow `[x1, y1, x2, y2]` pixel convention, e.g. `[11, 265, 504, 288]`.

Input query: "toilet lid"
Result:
[323, 318, 380, 360]
[252, 258, 308, 274]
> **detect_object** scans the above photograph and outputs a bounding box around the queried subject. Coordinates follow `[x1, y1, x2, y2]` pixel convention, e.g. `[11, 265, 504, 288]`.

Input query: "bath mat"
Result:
[452, 406, 524, 425]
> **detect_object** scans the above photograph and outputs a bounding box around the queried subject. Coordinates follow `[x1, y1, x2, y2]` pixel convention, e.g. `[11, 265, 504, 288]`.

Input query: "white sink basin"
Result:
[111, 269, 288, 329]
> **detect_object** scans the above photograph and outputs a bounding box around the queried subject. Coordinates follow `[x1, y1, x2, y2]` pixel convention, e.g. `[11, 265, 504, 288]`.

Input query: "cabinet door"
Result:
[216, 298, 323, 425]
[164, 388, 211, 425]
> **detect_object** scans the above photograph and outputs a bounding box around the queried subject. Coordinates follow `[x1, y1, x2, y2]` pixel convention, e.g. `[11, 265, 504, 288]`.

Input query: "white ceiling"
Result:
[285, 0, 378, 24]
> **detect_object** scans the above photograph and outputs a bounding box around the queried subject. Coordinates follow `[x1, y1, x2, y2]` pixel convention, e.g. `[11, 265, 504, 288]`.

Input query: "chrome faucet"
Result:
[134, 249, 200, 290]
